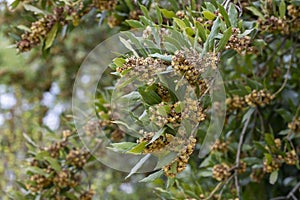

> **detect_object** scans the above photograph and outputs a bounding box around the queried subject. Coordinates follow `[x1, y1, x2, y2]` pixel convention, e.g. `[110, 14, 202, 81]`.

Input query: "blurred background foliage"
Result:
[0, 0, 299, 200]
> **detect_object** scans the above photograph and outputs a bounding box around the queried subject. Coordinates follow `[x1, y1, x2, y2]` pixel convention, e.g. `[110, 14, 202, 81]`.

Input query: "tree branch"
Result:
[235, 111, 252, 199]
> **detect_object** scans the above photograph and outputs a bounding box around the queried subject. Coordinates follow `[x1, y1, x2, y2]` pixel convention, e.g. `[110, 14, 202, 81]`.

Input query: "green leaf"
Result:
[207, 17, 220, 51]
[216, 27, 232, 52]
[149, 128, 166, 144]
[138, 85, 162, 105]
[202, 10, 216, 20]
[10, 0, 20, 9]
[113, 57, 126, 68]
[156, 6, 163, 25]
[44, 23, 58, 50]
[126, 154, 151, 179]
[253, 141, 268, 153]
[173, 18, 187, 30]
[139, 170, 163, 182]
[269, 170, 278, 184]
[167, 176, 175, 188]
[140, 4, 151, 20]
[160, 9, 176, 18]
[195, 21, 207, 42]
[23, 132, 38, 147]
[23, 4, 48, 15]
[279, 0, 286, 19]
[229, 3, 238, 27]
[128, 142, 147, 154]
[242, 107, 255, 123]
[26, 166, 48, 177]
[264, 153, 273, 165]
[265, 134, 275, 147]
[110, 142, 137, 152]
[275, 109, 293, 122]
[16, 25, 31, 32]
[246, 6, 265, 20]
[217, 3, 231, 26]
[125, 20, 144, 28]
[149, 53, 172, 62]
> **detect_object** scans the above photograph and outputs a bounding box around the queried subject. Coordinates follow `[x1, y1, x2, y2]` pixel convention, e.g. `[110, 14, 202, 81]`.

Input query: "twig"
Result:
[270, 181, 300, 200]
[204, 182, 223, 200]
[218, 175, 234, 200]
[234, 112, 252, 199]
[287, 181, 300, 199]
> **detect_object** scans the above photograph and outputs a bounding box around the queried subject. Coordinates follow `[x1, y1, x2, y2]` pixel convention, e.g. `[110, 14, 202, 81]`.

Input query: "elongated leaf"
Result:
[173, 18, 187, 30]
[110, 142, 137, 152]
[119, 37, 139, 57]
[26, 166, 48, 177]
[202, 10, 216, 20]
[139, 170, 163, 182]
[23, 4, 48, 15]
[113, 57, 126, 68]
[125, 20, 144, 28]
[216, 26, 232, 52]
[126, 154, 151, 179]
[279, 0, 286, 18]
[195, 21, 207, 42]
[246, 6, 265, 20]
[229, 3, 238, 27]
[149, 53, 172, 62]
[23, 132, 38, 147]
[10, 0, 20, 9]
[140, 4, 151, 20]
[217, 3, 231, 26]
[269, 170, 278, 184]
[149, 128, 166, 144]
[45, 23, 58, 50]
[156, 6, 163, 25]
[242, 107, 255, 123]
[128, 141, 147, 154]
[160, 9, 176, 18]
[44, 156, 61, 172]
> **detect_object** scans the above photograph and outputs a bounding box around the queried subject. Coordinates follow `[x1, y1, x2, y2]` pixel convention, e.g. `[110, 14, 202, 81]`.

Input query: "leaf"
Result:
[160, 9, 176, 18]
[195, 21, 207, 42]
[173, 18, 187, 30]
[229, 3, 238, 27]
[23, 132, 38, 147]
[113, 57, 126, 68]
[149, 53, 172, 62]
[125, 154, 151, 179]
[119, 37, 139, 57]
[279, 0, 286, 19]
[202, 10, 216, 20]
[125, 20, 144, 28]
[217, 3, 231, 26]
[44, 23, 58, 50]
[26, 166, 48, 177]
[110, 142, 137, 152]
[253, 141, 268, 153]
[156, 6, 163, 25]
[275, 109, 293, 122]
[265, 134, 275, 147]
[128, 142, 147, 154]
[138, 85, 162, 105]
[242, 107, 255, 123]
[246, 6, 265, 20]
[139, 170, 163, 182]
[216, 26, 232, 52]
[10, 0, 20, 9]
[207, 17, 220, 51]
[23, 4, 48, 15]
[269, 170, 278, 184]
[149, 128, 166, 144]
[140, 4, 151, 20]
